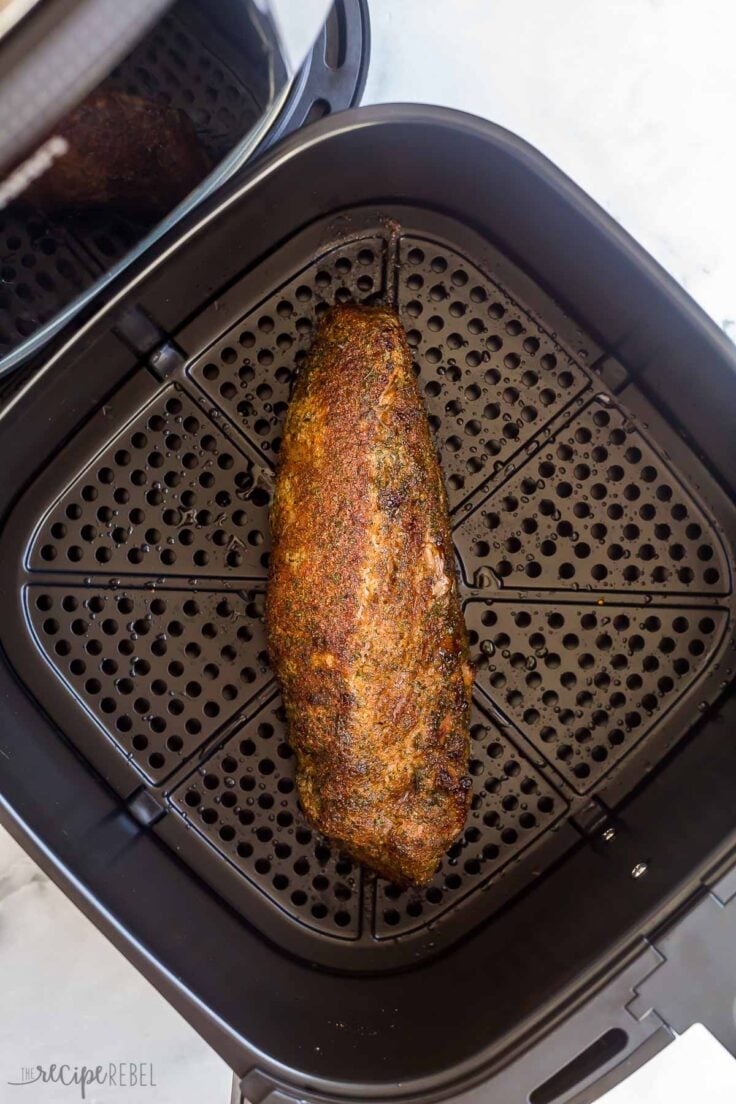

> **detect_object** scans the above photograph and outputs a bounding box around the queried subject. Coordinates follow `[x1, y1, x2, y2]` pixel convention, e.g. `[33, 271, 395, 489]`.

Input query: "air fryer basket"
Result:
[0, 0, 369, 372]
[1, 107, 735, 1101]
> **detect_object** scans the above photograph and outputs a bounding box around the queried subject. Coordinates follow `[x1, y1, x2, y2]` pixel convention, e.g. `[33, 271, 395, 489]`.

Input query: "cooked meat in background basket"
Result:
[26, 90, 210, 217]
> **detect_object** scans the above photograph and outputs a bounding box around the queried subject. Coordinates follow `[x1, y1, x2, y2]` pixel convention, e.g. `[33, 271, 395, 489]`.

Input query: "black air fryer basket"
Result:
[0, 0, 369, 374]
[1, 106, 735, 1104]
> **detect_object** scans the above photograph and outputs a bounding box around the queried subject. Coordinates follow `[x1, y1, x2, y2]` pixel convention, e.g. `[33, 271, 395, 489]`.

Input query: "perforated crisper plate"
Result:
[4, 208, 735, 970]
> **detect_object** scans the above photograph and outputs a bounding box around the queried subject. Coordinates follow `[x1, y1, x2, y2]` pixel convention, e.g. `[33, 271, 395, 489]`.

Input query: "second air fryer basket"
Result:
[0, 0, 370, 374]
[1, 115, 734, 974]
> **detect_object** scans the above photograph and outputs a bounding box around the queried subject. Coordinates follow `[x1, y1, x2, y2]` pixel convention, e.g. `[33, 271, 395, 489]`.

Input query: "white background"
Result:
[2, 2, 736, 1102]
[364, 0, 736, 339]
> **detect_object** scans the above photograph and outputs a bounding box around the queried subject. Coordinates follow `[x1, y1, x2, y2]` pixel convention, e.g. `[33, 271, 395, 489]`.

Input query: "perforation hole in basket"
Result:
[373, 702, 564, 936]
[466, 601, 727, 792]
[173, 696, 363, 937]
[27, 587, 272, 783]
[399, 238, 588, 510]
[0, 211, 97, 355]
[62, 211, 145, 271]
[31, 387, 273, 579]
[455, 399, 730, 594]
[108, 9, 262, 161]
[189, 236, 385, 459]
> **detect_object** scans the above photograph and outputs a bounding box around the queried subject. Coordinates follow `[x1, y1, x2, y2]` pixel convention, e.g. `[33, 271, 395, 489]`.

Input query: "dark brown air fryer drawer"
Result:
[0, 106, 735, 1103]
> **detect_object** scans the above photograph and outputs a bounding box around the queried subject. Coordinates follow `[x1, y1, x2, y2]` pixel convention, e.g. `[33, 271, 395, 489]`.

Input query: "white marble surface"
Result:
[2, 3, 736, 1102]
[0, 828, 233, 1103]
[364, 0, 736, 341]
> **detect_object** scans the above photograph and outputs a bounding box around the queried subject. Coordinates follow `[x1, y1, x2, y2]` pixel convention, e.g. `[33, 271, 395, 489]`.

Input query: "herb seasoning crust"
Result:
[267, 305, 473, 885]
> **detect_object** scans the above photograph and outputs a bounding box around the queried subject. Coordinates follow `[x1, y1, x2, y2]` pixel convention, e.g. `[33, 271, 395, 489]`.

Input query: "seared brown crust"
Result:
[26, 91, 210, 217]
[267, 304, 472, 885]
